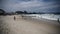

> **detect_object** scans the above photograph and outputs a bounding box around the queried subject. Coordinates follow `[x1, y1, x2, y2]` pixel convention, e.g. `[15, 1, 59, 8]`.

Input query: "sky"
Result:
[0, 0, 60, 13]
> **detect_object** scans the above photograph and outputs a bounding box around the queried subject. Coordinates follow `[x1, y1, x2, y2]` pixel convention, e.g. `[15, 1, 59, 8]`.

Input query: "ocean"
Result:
[22, 14, 60, 21]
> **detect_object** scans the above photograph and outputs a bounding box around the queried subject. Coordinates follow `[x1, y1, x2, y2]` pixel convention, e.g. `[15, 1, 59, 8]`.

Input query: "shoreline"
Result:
[21, 15, 60, 26]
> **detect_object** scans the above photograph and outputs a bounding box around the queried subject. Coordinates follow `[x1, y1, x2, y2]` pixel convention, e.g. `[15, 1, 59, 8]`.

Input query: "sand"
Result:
[0, 15, 60, 34]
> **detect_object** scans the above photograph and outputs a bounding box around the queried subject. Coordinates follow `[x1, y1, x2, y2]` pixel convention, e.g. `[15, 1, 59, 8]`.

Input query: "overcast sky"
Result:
[0, 0, 60, 13]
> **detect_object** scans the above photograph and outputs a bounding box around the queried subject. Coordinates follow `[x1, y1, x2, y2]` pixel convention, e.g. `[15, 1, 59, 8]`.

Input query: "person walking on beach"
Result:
[57, 18, 60, 23]
[14, 16, 16, 20]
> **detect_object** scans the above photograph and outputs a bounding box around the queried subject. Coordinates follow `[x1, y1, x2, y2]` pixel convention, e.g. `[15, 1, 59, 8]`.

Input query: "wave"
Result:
[23, 14, 60, 21]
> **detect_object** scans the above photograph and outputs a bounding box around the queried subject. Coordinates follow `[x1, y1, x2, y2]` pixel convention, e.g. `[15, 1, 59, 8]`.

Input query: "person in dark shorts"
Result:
[57, 18, 60, 23]
[14, 16, 16, 20]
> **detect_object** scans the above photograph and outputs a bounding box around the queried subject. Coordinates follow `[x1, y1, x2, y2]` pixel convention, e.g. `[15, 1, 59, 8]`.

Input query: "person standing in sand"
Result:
[57, 18, 60, 23]
[14, 16, 16, 20]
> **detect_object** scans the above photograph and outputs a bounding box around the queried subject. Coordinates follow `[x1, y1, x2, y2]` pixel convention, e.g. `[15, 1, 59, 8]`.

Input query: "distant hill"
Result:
[0, 9, 5, 15]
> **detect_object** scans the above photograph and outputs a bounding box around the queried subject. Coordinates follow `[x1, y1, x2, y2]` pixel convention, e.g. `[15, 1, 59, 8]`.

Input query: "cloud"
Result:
[4, 1, 56, 8]
[1, 0, 60, 13]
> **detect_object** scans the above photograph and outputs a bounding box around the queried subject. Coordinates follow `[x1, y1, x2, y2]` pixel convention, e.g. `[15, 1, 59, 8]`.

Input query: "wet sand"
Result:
[0, 15, 60, 34]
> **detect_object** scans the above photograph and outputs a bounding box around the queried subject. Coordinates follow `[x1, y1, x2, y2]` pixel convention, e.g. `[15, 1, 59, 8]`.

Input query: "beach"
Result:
[0, 15, 60, 34]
